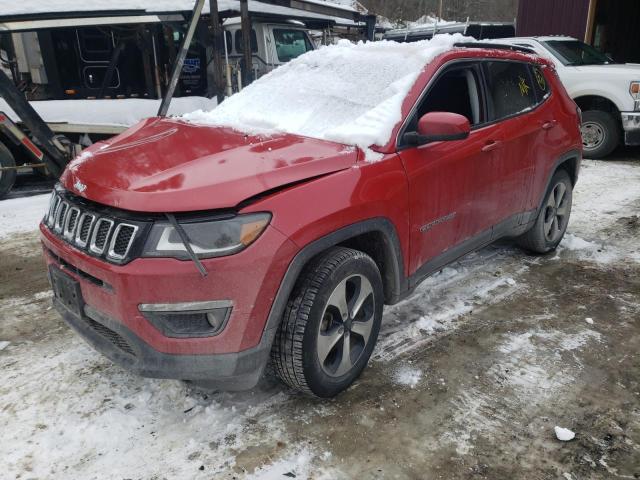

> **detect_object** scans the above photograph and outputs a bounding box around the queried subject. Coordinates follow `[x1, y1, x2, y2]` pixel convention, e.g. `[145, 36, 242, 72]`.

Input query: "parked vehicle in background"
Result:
[498, 36, 640, 158]
[40, 38, 582, 398]
[223, 19, 315, 81]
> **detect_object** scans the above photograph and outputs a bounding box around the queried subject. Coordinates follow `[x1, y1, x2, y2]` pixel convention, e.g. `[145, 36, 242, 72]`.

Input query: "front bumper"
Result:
[41, 221, 298, 386]
[54, 299, 273, 388]
[621, 112, 640, 146]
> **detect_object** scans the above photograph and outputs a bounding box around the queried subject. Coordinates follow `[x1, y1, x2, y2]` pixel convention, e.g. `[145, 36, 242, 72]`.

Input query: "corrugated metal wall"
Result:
[516, 0, 590, 39]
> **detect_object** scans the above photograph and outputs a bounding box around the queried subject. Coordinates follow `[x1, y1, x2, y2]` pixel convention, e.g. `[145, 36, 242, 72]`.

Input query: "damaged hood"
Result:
[61, 117, 358, 212]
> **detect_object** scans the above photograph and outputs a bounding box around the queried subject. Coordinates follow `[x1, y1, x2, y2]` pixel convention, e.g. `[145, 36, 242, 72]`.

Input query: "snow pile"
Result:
[554, 426, 576, 441]
[393, 366, 423, 388]
[0, 193, 50, 239]
[185, 35, 468, 153]
[406, 15, 457, 31]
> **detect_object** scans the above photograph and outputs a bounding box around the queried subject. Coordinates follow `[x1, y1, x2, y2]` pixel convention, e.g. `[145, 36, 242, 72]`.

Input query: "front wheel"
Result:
[518, 169, 573, 254]
[271, 247, 383, 398]
[581, 110, 620, 159]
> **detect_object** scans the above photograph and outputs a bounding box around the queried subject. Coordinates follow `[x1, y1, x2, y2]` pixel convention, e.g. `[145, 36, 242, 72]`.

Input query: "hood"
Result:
[571, 63, 640, 76]
[61, 118, 358, 212]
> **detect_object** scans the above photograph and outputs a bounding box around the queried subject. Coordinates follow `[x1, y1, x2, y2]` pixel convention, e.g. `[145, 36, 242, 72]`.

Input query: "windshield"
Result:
[542, 40, 612, 66]
[273, 29, 313, 62]
[183, 34, 466, 151]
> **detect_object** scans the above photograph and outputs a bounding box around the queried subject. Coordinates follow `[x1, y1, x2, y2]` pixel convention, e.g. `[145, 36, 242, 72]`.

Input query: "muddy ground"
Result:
[1, 157, 639, 479]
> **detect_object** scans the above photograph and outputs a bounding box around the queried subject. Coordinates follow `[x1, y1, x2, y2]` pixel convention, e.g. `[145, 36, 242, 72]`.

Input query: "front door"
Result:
[398, 62, 503, 278]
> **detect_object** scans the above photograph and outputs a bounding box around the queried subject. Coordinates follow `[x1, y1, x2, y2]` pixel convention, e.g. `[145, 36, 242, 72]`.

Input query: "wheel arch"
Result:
[536, 149, 581, 214]
[262, 218, 407, 336]
[574, 95, 620, 118]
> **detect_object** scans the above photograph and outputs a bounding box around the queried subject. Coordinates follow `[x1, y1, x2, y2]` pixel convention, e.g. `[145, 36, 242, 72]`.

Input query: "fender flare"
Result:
[261, 217, 406, 337]
[535, 149, 582, 216]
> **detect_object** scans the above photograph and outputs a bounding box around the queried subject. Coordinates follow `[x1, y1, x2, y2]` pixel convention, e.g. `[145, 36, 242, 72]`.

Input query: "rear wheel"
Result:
[271, 247, 383, 398]
[518, 169, 573, 254]
[0, 142, 17, 199]
[581, 110, 620, 159]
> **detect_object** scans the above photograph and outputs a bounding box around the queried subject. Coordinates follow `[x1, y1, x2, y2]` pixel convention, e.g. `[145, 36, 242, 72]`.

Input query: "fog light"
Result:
[139, 301, 232, 338]
[206, 310, 226, 331]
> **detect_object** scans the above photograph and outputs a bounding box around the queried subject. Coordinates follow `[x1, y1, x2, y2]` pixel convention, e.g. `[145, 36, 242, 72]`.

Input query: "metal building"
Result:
[517, 0, 640, 63]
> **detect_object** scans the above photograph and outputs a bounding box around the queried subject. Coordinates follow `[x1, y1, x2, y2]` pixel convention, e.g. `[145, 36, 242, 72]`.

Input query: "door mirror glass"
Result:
[405, 112, 471, 146]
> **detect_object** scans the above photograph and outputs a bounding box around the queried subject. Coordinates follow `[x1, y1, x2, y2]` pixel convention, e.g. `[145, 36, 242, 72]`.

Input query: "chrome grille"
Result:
[108, 224, 138, 260]
[45, 191, 141, 263]
[90, 218, 114, 254]
[75, 213, 95, 247]
[63, 208, 80, 240]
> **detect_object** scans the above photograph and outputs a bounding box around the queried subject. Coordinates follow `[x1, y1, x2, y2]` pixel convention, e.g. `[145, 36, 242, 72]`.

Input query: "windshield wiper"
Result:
[166, 213, 208, 278]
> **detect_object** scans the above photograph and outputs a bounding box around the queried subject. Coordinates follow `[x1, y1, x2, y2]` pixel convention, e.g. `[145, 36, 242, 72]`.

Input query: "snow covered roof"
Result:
[184, 34, 467, 155]
[0, 0, 357, 19]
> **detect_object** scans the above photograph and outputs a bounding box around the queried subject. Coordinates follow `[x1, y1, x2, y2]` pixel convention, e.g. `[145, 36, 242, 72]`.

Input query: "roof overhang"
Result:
[0, 13, 186, 32]
[0, 1, 363, 32]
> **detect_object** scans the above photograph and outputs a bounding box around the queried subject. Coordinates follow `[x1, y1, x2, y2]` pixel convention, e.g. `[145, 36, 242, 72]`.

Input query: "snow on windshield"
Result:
[184, 34, 468, 152]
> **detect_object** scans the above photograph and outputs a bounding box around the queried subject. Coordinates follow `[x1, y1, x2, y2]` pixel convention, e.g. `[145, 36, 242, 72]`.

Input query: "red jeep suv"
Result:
[41, 39, 582, 397]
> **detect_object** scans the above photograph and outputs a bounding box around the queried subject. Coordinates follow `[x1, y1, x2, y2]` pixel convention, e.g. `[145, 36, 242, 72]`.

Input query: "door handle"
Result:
[542, 120, 557, 130]
[481, 140, 501, 153]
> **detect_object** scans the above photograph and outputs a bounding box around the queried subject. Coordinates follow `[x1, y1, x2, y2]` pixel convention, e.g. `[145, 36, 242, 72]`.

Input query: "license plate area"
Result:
[49, 266, 84, 318]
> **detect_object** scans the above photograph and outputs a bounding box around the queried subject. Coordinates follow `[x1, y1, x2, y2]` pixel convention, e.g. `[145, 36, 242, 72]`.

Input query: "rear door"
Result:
[398, 61, 504, 277]
[482, 60, 540, 230]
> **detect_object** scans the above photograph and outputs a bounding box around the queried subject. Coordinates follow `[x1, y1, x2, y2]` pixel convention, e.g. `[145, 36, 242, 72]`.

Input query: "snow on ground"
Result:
[184, 34, 469, 155]
[1, 159, 639, 477]
[0, 193, 50, 239]
[392, 365, 423, 388]
[557, 160, 640, 263]
[0, 97, 217, 128]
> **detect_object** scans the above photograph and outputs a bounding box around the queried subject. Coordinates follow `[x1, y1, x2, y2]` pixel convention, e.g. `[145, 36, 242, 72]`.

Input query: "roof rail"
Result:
[454, 42, 536, 54]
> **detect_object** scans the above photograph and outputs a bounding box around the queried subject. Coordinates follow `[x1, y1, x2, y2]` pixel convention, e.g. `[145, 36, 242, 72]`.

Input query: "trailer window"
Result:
[234, 30, 258, 54]
[273, 29, 312, 62]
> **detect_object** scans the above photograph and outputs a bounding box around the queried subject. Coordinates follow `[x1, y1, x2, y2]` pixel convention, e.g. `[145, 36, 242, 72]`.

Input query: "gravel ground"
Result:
[1, 156, 639, 479]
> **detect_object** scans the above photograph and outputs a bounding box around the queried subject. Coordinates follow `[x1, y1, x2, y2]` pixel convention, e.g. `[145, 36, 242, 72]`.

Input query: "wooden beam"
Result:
[240, 0, 253, 86]
[585, 0, 598, 43]
[209, 0, 226, 102]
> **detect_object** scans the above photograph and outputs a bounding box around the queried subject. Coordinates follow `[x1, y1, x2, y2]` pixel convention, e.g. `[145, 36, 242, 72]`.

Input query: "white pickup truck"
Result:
[498, 36, 640, 158]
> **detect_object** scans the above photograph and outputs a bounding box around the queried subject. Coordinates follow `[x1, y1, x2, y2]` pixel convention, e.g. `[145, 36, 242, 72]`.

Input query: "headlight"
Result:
[631, 81, 640, 100]
[142, 213, 271, 260]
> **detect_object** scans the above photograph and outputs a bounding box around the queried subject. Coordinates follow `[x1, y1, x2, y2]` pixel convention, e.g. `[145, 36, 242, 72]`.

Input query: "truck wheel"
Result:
[271, 247, 383, 398]
[518, 169, 573, 254]
[0, 142, 17, 199]
[581, 110, 620, 159]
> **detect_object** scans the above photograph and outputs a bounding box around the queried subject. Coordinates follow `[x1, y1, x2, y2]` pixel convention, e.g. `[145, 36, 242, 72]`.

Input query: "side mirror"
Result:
[404, 112, 471, 146]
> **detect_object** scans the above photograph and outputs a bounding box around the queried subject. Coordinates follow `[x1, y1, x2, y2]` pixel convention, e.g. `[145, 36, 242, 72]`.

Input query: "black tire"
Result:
[271, 247, 384, 398]
[0, 142, 17, 199]
[581, 110, 620, 159]
[518, 169, 573, 254]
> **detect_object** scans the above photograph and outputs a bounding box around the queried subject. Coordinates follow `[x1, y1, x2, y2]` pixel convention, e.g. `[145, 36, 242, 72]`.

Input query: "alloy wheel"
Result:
[317, 274, 375, 377]
[543, 181, 570, 242]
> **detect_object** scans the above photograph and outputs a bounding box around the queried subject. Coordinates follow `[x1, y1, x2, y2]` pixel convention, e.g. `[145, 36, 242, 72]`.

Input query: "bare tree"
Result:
[363, 0, 518, 23]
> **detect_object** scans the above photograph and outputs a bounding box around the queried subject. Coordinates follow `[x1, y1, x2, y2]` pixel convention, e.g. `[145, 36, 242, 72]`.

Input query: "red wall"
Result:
[517, 0, 590, 40]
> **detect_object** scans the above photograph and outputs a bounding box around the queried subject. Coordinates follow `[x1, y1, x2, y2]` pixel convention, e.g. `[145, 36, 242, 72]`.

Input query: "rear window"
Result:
[484, 61, 537, 120]
[530, 64, 551, 102]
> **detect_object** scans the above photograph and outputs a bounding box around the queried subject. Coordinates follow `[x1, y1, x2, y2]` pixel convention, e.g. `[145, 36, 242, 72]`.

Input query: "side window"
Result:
[234, 29, 258, 54]
[530, 64, 551, 103]
[484, 61, 537, 120]
[408, 65, 484, 133]
[273, 29, 313, 62]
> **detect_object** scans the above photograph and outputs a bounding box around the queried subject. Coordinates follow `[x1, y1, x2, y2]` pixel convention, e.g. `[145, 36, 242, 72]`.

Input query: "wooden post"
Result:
[585, 0, 598, 44]
[240, 0, 253, 86]
[209, 0, 226, 103]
